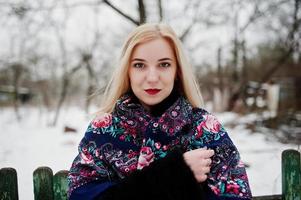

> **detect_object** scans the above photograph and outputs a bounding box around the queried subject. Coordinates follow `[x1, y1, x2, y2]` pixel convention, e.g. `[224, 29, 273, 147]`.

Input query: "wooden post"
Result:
[33, 167, 54, 200]
[0, 168, 19, 200]
[53, 170, 68, 200]
[282, 149, 301, 200]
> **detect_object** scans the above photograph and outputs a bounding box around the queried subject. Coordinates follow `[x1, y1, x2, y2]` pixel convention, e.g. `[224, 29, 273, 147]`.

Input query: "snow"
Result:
[0, 106, 87, 199]
[0, 106, 299, 199]
[216, 112, 298, 196]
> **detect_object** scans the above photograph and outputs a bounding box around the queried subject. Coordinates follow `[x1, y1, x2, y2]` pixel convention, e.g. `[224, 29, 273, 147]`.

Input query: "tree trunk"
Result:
[157, 0, 163, 22]
[12, 63, 23, 121]
[138, 0, 146, 24]
[51, 64, 82, 126]
[84, 54, 98, 114]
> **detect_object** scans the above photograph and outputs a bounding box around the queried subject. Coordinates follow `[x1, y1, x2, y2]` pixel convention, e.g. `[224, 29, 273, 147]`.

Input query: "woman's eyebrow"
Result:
[131, 58, 145, 62]
[158, 58, 172, 61]
[131, 57, 173, 62]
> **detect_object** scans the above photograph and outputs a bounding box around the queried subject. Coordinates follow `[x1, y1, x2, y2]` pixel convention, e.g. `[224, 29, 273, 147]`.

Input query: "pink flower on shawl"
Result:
[80, 148, 94, 164]
[137, 146, 154, 170]
[92, 113, 112, 128]
[210, 185, 221, 195]
[119, 135, 126, 141]
[196, 123, 204, 138]
[128, 151, 138, 158]
[155, 142, 161, 149]
[226, 181, 240, 194]
[130, 164, 137, 171]
[199, 114, 221, 134]
[80, 169, 96, 177]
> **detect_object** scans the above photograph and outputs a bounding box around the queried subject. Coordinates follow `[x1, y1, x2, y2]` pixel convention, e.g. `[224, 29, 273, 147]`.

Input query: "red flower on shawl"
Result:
[199, 114, 221, 134]
[92, 113, 112, 128]
[196, 123, 204, 139]
[119, 135, 125, 140]
[80, 148, 94, 164]
[226, 181, 240, 194]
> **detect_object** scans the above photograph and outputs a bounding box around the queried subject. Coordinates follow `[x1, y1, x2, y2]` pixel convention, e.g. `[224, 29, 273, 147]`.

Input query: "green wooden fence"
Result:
[0, 149, 300, 200]
[0, 167, 68, 200]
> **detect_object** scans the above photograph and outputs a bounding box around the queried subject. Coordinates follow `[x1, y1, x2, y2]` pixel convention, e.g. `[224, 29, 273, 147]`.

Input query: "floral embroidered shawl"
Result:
[68, 92, 252, 199]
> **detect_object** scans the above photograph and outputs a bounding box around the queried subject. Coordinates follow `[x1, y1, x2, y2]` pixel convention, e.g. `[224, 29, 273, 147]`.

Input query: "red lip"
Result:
[145, 89, 161, 95]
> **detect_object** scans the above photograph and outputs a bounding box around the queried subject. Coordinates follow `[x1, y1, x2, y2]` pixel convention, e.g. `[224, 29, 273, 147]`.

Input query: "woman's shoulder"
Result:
[191, 106, 211, 118]
[191, 107, 223, 125]
[83, 113, 114, 140]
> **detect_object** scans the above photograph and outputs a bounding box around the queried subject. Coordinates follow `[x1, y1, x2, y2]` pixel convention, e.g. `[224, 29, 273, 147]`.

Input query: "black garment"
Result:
[96, 148, 204, 200]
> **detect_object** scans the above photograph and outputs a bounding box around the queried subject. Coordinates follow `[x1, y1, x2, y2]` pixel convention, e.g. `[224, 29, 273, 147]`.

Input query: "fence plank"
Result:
[33, 167, 54, 200]
[282, 149, 301, 200]
[53, 170, 68, 200]
[0, 168, 19, 200]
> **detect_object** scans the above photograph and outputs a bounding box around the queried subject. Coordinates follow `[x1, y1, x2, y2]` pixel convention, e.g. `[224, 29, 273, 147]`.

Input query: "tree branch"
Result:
[1, 1, 103, 12]
[179, 1, 202, 41]
[103, 0, 140, 25]
[239, 0, 289, 34]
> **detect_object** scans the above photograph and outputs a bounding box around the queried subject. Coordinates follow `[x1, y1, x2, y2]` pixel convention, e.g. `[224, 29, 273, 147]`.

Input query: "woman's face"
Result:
[129, 38, 177, 110]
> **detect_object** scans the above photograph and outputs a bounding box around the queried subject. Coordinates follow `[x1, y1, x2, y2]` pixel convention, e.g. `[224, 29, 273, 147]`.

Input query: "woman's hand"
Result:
[183, 148, 214, 183]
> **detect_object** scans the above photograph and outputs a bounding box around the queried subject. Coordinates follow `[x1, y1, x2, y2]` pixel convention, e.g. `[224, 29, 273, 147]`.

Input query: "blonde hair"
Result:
[98, 23, 203, 114]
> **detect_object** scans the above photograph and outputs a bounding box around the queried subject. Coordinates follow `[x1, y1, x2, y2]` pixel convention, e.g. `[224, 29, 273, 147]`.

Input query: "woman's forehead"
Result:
[131, 38, 176, 61]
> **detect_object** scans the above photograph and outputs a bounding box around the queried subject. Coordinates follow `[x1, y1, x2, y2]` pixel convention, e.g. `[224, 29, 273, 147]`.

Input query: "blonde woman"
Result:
[67, 23, 252, 200]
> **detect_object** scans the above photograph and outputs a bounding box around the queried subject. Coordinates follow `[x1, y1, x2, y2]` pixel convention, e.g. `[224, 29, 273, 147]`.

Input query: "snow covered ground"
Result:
[0, 106, 299, 199]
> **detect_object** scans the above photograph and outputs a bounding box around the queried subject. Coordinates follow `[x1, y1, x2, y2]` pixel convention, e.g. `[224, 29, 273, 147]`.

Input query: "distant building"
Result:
[0, 85, 32, 105]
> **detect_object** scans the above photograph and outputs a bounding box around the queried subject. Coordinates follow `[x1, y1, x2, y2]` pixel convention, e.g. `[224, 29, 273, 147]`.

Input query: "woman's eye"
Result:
[160, 62, 171, 68]
[133, 63, 144, 68]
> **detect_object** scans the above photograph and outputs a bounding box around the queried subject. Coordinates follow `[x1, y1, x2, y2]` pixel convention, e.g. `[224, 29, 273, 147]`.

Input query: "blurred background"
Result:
[0, 0, 300, 199]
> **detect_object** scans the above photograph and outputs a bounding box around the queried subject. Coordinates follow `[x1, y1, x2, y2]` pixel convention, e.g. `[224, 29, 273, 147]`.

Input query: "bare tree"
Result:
[227, 0, 301, 110]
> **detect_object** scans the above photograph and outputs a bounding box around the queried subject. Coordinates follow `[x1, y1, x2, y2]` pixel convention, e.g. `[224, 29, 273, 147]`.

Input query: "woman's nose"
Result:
[146, 67, 159, 82]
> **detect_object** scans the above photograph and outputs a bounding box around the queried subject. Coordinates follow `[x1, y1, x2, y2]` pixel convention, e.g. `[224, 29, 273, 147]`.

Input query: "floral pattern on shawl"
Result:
[181, 110, 251, 198]
[68, 92, 252, 199]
